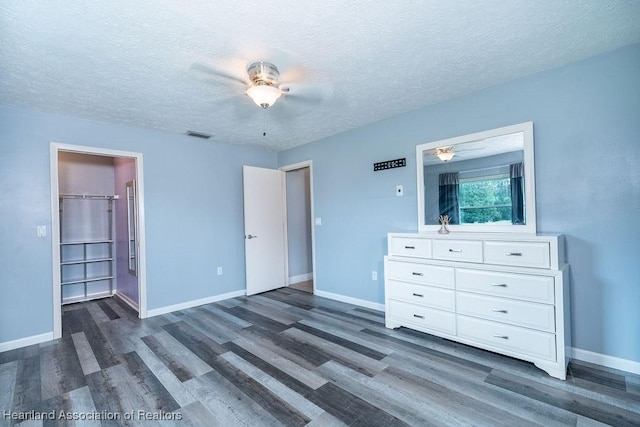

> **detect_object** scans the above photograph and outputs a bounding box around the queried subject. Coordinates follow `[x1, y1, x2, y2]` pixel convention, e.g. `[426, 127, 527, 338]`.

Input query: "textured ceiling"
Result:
[1, 1, 639, 150]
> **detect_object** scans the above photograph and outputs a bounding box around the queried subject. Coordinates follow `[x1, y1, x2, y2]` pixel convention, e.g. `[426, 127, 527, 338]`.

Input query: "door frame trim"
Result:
[50, 142, 148, 339]
[280, 160, 316, 294]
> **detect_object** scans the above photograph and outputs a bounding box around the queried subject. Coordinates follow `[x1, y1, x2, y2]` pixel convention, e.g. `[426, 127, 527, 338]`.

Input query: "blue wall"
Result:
[0, 107, 277, 344]
[278, 43, 640, 363]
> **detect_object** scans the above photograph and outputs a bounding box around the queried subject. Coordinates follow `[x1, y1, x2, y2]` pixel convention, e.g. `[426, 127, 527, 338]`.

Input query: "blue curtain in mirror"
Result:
[510, 162, 525, 224]
[439, 172, 459, 224]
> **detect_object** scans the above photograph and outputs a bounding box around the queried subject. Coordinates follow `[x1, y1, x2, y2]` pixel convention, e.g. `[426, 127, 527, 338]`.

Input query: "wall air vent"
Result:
[186, 131, 212, 139]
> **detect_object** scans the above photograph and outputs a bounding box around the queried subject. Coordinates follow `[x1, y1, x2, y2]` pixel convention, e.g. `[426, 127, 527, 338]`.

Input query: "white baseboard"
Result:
[571, 347, 640, 375]
[0, 332, 55, 353]
[289, 273, 313, 284]
[146, 290, 245, 317]
[314, 290, 384, 312]
[115, 292, 139, 312]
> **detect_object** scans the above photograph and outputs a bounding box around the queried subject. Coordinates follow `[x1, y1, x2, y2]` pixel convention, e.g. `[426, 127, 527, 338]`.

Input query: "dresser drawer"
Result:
[457, 315, 556, 361]
[389, 300, 456, 335]
[456, 269, 554, 304]
[386, 280, 455, 311]
[432, 239, 483, 263]
[484, 241, 550, 269]
[456, 292, 555, 332]
[389, 237, 431, 258]
[386, 260, 454, 288]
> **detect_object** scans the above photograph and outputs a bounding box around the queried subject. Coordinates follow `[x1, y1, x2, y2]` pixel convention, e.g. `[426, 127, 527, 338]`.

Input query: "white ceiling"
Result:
[1, 1, 639, 151]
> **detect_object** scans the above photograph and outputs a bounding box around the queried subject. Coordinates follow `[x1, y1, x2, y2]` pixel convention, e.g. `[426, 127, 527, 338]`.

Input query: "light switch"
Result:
[36, 225, 47, 237]
[315, 218, 322, 226]
[396, 185, 404, 196]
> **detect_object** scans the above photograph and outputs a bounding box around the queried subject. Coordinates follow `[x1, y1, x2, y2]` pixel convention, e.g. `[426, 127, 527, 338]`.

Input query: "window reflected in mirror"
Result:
[462, 165, 524, 222]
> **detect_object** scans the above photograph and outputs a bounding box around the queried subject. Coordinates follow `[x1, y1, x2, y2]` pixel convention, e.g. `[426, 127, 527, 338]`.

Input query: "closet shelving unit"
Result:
[59, 194, 118, 304]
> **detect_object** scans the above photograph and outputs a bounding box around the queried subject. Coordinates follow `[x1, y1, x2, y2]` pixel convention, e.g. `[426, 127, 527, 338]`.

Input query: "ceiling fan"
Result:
[191, 56, 332, 111]
[245, 61, 288, 109]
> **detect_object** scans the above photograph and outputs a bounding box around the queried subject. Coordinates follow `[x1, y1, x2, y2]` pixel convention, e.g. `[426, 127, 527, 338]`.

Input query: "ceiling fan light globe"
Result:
[246, 84, 281, 109]
[437, 152, 455, 162]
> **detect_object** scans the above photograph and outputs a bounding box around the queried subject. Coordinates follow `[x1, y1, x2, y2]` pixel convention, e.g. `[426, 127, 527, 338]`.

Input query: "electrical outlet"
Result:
[36, 225, 47, 237]
[396, 185, 404, 196]
[217, 267, 223, 276]
[372, 271, 378, 281]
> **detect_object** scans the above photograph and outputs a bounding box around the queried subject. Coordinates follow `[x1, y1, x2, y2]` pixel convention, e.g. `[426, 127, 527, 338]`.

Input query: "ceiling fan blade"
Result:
[280, 82, 333, 105]
[190, 62, 249, 85]
[456, 145, 485, 152]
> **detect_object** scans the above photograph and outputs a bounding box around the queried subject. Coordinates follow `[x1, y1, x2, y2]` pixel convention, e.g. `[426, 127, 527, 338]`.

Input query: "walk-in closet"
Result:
[57, 152, 139, 311]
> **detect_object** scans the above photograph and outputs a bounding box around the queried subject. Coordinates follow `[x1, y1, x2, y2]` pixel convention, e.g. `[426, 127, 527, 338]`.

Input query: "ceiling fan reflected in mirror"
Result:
[430, 143, 487, 162]
[433, 146, 455, 162]
[190, 57, 332, 111]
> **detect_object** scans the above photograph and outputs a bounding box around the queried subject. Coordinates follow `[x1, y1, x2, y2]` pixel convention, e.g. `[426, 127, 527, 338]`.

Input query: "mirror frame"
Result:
[416, 121, 536, 234]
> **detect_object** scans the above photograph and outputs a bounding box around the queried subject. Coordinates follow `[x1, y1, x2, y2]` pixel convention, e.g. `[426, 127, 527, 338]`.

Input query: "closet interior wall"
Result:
[58, 152, 117, 304]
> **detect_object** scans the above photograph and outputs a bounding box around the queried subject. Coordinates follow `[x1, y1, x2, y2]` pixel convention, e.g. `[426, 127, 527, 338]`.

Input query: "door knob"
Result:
[246, 234, 258, 239]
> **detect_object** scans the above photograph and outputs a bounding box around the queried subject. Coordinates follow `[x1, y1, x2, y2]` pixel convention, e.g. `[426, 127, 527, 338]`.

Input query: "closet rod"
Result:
[59, 194, 120, 200]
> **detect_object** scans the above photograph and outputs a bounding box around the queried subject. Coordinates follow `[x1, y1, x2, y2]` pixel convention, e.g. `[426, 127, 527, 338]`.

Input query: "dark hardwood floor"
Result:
[288, 281, 313, 293]
[1, 288, 639, 426]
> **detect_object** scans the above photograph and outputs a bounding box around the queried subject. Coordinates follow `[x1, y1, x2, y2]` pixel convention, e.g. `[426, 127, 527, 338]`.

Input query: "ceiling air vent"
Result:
[186, 131, 212, 139]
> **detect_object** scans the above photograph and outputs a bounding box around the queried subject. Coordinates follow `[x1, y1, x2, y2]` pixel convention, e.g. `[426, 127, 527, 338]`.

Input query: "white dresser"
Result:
[384, 232, 571, 380]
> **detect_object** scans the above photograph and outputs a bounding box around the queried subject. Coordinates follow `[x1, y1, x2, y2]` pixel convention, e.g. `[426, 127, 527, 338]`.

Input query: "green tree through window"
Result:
[458, 175, 512, 224]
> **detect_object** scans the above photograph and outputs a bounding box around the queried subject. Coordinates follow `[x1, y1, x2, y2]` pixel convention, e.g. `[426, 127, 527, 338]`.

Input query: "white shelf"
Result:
[60, 239, 113, 246]
[62, 290, 114, 305]
[62, 276, 114, 286]
[59, 196, 115, 304]
[61, 257, 114, 266]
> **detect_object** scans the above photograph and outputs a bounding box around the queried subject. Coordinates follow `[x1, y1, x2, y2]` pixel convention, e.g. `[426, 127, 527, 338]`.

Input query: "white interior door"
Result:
[243, 165, 287, 295]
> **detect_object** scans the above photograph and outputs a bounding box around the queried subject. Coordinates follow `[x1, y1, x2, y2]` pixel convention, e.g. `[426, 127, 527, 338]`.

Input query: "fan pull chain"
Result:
[262, 108, 267, 137]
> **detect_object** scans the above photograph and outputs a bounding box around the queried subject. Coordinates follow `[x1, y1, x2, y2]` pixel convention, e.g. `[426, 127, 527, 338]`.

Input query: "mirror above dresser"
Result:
[417, 122, 536, 233]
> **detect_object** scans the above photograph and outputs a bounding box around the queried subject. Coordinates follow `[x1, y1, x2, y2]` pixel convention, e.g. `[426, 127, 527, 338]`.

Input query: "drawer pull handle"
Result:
[491, 283, 508, 287]
[448, 248, 462, 253]
[412, 272, 424, 276]
[493, 334, 509, 339]
[491, 309, 508, 314]
[413, 314, 425, 319]
[412, 293, 424, 298]
[506, 252, 522, 256]
[404, 245, 415, 249]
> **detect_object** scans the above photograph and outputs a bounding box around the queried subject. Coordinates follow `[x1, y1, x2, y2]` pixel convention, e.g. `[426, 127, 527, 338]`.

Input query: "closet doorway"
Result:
[50, 143, 147, 339]
[282, 161, 315, 294]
